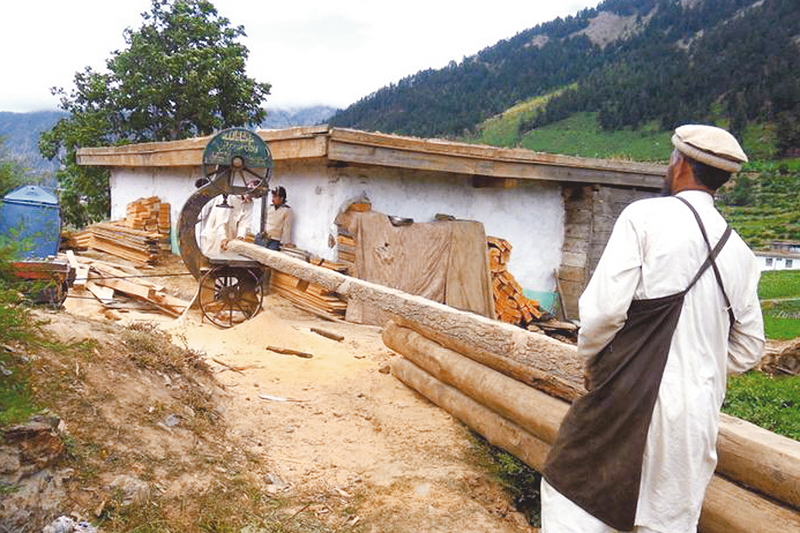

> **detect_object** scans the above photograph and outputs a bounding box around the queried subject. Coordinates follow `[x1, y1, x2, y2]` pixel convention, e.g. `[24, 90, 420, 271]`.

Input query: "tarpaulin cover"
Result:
[336, 211, 494, 326]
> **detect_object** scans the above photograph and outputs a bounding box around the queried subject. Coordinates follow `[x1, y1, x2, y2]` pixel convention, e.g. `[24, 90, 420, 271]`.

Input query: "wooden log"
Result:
[383, 321, 566, 444]
[227, 240, 584, 398]
[391, 353, 800, 533]
[266, 346, 313, 359]
[391, 357, 551, 471]
[393, 317, 584, 402]
[700, 475, 800, 533]
[226, 240, 800, 512]
[716, 413, 800, 511]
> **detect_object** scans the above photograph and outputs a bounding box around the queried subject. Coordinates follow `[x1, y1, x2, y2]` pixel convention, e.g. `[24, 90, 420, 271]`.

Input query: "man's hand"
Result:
[220, 238, 230, 250]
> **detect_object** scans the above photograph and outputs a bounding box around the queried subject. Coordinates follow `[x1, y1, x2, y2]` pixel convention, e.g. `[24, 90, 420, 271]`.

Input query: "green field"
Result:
[722, 269, 800, 440]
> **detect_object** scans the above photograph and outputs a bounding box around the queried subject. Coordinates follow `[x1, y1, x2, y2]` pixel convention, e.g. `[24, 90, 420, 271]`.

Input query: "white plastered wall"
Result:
[109, 161, 565, 294]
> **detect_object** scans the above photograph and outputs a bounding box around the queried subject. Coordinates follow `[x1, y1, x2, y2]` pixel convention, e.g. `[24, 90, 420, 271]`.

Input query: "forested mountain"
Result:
[329, 0, 800, 156]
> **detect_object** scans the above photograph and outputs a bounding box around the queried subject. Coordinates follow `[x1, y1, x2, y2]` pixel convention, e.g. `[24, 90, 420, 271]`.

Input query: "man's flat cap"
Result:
[671, 124, 748, 173]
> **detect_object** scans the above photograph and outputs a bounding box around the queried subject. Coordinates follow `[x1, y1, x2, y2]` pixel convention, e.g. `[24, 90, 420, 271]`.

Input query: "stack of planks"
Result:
[487, 236, 541, 325]
[72, 197, 172, 264]
[269, 257, 347, 320]
[64, 251, 189, 317]
[123, 196, 171, 235]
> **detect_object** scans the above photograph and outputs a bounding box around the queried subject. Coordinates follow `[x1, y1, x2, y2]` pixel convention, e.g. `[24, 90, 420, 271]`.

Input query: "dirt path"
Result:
[59, 254, 537, 533]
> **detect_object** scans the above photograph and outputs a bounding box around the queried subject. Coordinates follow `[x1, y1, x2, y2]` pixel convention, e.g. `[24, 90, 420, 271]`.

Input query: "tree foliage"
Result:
[40, 0, 270, 227]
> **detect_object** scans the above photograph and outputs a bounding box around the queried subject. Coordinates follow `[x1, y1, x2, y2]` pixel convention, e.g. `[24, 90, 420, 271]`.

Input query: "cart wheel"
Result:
[199, 266, 263, 328]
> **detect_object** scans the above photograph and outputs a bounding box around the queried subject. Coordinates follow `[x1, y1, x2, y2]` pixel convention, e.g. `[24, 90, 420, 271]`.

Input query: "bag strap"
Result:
[676, 196, 736, 326]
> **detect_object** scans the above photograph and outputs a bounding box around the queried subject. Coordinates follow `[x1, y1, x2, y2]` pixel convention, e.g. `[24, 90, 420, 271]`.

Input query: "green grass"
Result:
[759, 270, 800, 300]
[0, 351, 39, 426]
[723, 371, 800, 441]
[519, 113, 672, 161]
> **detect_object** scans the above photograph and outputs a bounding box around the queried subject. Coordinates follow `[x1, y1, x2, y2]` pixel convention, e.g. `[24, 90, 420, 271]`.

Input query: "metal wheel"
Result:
[200, 128, 273, 200]
[199, 266, 263, 328]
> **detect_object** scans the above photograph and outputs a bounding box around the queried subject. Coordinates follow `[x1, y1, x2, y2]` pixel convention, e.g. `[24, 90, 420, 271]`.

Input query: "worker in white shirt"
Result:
[199, 180, 258, 256]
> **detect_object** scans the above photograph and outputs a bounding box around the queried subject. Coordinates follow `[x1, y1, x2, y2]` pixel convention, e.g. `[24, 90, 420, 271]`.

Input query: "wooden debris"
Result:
[487, 236, 542, 326]
[211, 358, 246, 374]
[61, 252, 189, 318]
[266, 346, 313, 359]
[310, 327, 344, 342]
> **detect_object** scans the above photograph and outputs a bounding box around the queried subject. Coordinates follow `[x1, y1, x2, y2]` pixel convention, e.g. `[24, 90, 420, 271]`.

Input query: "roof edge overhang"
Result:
[76, 125, 666, 190]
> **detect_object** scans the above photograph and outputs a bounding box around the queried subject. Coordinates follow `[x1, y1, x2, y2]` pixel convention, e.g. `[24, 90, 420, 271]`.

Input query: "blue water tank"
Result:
[0, 185, 61, 259]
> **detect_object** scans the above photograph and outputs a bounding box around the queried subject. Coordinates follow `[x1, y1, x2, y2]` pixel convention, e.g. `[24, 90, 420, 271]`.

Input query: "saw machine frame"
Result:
[178, 128, 273, 327]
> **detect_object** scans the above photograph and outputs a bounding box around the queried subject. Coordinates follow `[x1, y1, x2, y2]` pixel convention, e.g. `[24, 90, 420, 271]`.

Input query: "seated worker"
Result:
[199, 180, 258, 256]
[263, 186, 294, 250]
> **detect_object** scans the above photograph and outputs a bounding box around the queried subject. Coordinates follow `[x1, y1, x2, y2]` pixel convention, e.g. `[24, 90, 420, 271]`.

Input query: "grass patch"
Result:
[0, 349, 39, 426]
[723, 371, 800, 441]
[519, 113, 671, 161]
[758, 270, 800, 300]
[467, 433, 541, 527]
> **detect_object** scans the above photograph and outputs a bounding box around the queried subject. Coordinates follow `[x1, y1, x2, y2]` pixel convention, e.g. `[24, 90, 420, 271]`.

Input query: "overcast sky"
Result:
[1, 0, 597, 113]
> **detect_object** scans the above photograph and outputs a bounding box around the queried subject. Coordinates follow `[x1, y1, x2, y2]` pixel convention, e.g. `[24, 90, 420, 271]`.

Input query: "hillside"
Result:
[329, 0, 800, 157]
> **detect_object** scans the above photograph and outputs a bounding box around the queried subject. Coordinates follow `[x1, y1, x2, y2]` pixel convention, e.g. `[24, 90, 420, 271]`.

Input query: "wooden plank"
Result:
[85, 281, 115, 305]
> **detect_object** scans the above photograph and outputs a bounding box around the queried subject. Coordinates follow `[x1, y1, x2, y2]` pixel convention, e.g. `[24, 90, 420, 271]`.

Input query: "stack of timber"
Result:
[71, 197, 173, 264]
[384, 320, 800, 533]
[336, 231, 356, 273]
[124, 196, 171, 237]
[63, 251, 189, 317]
[222, 240, 800, 532]
[335, 199, 370, 274]
[487, 236, 542, 326]
[269, 256, 347, 320]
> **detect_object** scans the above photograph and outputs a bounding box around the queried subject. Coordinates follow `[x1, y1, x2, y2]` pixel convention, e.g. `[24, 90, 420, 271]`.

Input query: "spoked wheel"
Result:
[199, 266, 263, 328]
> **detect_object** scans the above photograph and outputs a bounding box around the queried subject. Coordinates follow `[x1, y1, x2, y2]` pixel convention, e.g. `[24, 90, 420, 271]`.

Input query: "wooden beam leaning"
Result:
[226, 240, 584, 397]
[386, 325, 800, 532]
[226, 239, 800, 513]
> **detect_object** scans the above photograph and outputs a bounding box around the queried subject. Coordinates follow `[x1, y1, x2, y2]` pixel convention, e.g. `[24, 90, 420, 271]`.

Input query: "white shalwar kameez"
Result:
[199, 195, 253, 257]
[542, 190, 764, 533]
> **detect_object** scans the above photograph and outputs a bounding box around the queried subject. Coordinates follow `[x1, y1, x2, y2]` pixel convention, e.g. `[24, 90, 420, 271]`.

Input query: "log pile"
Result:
[63, 251, 189, 317]
[487, 236, 542, 326]
[384, 321, 800, 533]
[71, 197, 171, 264]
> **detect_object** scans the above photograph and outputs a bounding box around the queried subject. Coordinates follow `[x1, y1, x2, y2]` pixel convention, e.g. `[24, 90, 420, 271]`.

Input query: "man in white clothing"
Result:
[541, 125, 764, 533]
[199, 182, 257, 256]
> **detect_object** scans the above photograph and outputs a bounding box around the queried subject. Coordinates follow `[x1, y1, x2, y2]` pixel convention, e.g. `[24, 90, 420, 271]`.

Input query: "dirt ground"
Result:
[32, 252, 538, 532]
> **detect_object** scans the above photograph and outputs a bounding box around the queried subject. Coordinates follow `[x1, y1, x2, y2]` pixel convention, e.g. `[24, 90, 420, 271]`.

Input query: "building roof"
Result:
[76, 125, 667, 190]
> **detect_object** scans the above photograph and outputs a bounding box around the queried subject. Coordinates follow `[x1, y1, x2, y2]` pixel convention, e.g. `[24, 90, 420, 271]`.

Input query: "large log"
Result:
[228, 241, 800, 513]
[228, 240, 584, 396]
[393, 316, 583, 401]
[391, 354, 800, 533]
[716, 413, 800, 511]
